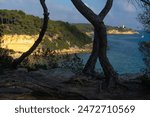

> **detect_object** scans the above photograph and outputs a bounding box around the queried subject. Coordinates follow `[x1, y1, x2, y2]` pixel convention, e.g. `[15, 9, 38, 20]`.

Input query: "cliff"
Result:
[74, 23, 139, 36]
[0, 35, 38, 52]
[0, 10, 92, 55]
[0, 34, 92, 58]
[107, 29, 139, 35]
[0, 10, 139, 56]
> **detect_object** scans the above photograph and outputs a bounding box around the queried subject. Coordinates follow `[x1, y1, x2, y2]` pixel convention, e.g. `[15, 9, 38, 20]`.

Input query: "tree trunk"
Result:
[83, 29, 99, 74]
[11, 0, 49, 68]
[72, 0, 118, 88]
[96, 22, 118, 87]
[84, 20, 118, 87]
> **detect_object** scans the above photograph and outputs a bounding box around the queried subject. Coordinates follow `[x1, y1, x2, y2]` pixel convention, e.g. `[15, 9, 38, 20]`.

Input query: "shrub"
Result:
[0, 48, 14, 74]
[140, 42, 150, 78]
[61, 54, 84, 73]
[21, 50, 59, 71]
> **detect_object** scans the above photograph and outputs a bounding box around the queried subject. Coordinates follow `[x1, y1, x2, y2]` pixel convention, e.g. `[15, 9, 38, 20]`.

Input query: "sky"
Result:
[0, 0, 143, 29]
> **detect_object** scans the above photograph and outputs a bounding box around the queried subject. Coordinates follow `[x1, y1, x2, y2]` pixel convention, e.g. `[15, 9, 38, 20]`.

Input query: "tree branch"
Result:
[99, 0, 113, 20]
[141, 0, 150, 5]
[12, 0, 49, 68]
[71, 0, 99, 25]
[133, 0, 150, 6]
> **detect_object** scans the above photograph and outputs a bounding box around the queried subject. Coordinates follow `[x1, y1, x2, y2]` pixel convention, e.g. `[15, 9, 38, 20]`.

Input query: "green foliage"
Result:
[46, 21, 92, 49]
[138, 3, 150, 32]
[20, 51, 84, 73]
[141, 42, 150, 48]
[42, 37, 70, 50]
[0, 48, 14, 74]
[0, 10, 41, 35]
[140, 42, 150, 78]
[0, 10, 92, 50]
[61, 54, 84, 73]
[73, 23, 135, 33]
[0, 10, 92, 72]
[21, 50, 59, 71]
[0, 48, 14, 66]
[21, 55, 48, 71]
[106, 26, 134, 32]
[73, 23, 94, 33]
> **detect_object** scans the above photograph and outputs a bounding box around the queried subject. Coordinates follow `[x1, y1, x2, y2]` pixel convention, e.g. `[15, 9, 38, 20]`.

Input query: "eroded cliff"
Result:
[0, 35, 38, 52]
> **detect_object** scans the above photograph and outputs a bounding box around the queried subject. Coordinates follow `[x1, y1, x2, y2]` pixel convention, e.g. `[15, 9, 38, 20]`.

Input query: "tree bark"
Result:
[12, 0, 49, 68]
[83, 29, 99, 74]
[71, 0, 99, 26]
[72, 0, 118, 87]
[96, 22, 118, 87]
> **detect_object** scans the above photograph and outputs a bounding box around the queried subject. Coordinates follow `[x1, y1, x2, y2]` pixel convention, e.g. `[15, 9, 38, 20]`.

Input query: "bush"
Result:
[140, 42, 150, 78]
[0, 9, 91, 51]
[0, 48, 14, 74]
[61, 54, 84, 73]
[21, 50, 59, 71]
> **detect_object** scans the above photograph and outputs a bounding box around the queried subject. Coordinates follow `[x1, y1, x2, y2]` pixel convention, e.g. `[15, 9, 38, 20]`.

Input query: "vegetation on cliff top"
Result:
[73, 23, 137, 34]
[0, 10, 91, 50]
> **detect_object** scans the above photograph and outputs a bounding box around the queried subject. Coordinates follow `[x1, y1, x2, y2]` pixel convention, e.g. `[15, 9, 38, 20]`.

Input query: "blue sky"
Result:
[0, 0, 142, 29]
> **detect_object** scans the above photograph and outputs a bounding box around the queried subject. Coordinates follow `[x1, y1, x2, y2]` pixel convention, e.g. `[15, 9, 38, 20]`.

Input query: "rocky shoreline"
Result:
[85, 30, 139, 37]
[107, 30, 139, 35]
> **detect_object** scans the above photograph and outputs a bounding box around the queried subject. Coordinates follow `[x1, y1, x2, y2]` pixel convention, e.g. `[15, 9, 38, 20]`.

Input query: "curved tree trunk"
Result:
[12, 0, 49, 68]
[96, 22, 118, 87]
[72, 0, 118, 88]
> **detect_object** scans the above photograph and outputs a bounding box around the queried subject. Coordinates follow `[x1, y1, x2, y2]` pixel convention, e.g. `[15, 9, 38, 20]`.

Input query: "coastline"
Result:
[0, 30, 139, 57]
[9, 47, 92, 58]
[85, 30, 139, 37]
[54, 48, 91, 55]
[107, 30, 139, 35]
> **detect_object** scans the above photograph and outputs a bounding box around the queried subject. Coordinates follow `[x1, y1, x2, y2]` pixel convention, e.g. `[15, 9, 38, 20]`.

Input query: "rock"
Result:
[16, 68, 28, 73]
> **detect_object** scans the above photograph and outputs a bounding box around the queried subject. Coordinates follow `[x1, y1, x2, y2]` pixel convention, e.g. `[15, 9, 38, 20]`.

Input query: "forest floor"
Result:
[0, 68, 150, 100]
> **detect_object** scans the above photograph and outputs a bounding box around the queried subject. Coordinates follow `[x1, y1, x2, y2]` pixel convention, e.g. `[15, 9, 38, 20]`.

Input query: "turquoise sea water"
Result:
[79, 31, 150, 74]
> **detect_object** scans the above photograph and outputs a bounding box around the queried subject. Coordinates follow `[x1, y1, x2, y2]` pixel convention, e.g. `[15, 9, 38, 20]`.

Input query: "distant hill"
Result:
[73, 23, 138, 36]
[0, 10, 91, 51]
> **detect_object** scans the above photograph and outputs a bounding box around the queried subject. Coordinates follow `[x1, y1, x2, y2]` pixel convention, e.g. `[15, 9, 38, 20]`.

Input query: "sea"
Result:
[79, 31, 150, 74]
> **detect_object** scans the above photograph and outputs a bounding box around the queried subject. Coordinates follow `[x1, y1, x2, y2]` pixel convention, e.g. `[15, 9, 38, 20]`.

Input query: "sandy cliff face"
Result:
[0, 34, 39, 52]
[0, 34, 90, 56]
[107, 30, 139, 35]
[85, 30, 139, 37]
[0, 29, 139, 56]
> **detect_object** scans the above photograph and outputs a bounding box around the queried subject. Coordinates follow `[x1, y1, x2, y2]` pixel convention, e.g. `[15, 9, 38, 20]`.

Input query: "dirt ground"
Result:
[0, 68, 150, 100]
